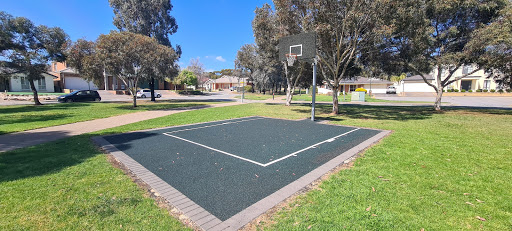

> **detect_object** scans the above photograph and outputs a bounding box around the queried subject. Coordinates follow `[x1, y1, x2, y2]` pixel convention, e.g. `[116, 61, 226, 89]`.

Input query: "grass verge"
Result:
[0, 101, 213, 135]
[1, 104, 511, 230]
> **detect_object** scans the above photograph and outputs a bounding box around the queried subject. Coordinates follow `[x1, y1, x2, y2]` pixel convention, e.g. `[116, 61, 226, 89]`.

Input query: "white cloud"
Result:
[205, 56, 210, 59]
[215, 56, 226, 62]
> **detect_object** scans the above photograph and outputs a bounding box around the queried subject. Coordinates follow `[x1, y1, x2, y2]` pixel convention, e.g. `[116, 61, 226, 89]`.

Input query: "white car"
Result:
[136, 89, 162, 98]
[386, 86, 397, 94]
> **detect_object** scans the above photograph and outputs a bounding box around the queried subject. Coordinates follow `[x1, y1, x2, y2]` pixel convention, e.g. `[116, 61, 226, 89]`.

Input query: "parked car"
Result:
[58, 90, 101, 102]
[386, 86, 397, 94]
[136, 89, 161, 98]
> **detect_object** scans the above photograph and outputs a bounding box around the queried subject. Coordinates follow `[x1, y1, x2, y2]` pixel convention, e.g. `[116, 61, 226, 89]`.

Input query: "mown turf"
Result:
[1, 103, 511, 230]
[0, 101, 212, 135]
[264, 105, 512, 230]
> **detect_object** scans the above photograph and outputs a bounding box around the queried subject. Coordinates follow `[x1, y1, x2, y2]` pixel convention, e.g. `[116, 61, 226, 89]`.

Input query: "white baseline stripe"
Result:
[262, 128, 361, 167]
[162, 133, 266, 167]
[165, 117, 265, 134]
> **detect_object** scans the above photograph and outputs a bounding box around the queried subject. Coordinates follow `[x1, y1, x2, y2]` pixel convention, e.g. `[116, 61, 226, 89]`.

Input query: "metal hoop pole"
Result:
[311, 58, 317, 121]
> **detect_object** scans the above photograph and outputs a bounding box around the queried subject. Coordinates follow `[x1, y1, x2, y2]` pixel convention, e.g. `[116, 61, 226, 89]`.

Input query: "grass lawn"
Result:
[291, 94, 438, 104]
[237, 93, 277, 100]
[1, 104, 511, 230]
[0, 101, 213, 135]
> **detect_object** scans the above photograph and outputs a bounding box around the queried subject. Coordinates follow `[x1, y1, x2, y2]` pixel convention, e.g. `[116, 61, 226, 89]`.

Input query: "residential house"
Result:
[1, 72, 57, 93]
[50, 62, 181, 92]
[205, 76, 249, 91]
[319, 77, 394, 94]
[397, 64, 502, 94]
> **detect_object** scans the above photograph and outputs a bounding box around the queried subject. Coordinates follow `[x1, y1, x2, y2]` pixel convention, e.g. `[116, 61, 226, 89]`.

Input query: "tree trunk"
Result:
[150, 77, 156, 101]
[132, 95, 137, 107]
[285, 80, 294, 106]
[332, 87, 339, 114]
[29, 79, 42, 105]
[434, 88, 443, 111]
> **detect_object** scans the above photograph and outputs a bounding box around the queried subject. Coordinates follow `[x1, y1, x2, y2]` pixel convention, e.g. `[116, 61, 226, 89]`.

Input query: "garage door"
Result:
[64, 77, 99, 90]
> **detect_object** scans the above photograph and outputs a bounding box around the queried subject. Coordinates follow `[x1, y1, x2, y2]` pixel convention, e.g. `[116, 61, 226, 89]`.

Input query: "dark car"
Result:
[58, 90, 101, 102]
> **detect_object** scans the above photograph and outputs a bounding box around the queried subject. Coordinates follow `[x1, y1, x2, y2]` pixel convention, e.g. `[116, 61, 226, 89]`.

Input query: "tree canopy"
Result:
[95, 31, 179, 107]
[0, 11, 68, 105]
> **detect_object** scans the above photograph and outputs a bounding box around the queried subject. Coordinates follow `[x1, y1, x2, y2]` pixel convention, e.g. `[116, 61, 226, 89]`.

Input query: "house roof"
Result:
[58, 67, 79, 74]
[403, 74, 433, 81]
[338, 77, 393, 85]
[3, 71, 58, 79]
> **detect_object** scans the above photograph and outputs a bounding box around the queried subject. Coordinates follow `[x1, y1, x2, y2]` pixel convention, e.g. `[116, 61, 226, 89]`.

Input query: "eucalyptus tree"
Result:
[66, 39, 104, 87]
[384, 0, 509, 110]
[469, 4, 512, 89]
[0, 11, 68, 105]
[96, 31, 179, 107]
[307, 0, 387, 114]
[109, 0, 180, 101]
[235, 44, 258, 92]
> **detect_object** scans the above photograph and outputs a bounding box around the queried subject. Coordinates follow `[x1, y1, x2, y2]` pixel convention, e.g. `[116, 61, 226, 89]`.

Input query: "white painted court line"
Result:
[163, 126, 361, 167]
[261, 128, 360, 167]
[162, 133, 267, 167]
[165, 117, 265, 134]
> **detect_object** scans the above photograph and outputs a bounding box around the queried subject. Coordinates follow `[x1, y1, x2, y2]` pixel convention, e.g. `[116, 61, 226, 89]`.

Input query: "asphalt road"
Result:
[1, 91, 510, 108]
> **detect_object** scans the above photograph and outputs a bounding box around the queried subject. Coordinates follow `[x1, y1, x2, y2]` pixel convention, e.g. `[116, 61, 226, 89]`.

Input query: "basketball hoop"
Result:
[285, 53, 297, 66]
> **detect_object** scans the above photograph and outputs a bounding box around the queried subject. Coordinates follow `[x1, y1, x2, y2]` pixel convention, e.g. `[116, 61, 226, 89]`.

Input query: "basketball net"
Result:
[286, 53, 297, 66]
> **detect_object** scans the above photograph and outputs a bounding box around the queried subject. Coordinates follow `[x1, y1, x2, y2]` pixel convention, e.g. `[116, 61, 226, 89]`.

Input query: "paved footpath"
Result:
[0, 102, 240, 153]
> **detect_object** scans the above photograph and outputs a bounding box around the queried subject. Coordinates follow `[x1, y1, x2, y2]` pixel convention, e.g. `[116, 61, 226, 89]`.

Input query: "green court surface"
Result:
[99, 116, 387, 229]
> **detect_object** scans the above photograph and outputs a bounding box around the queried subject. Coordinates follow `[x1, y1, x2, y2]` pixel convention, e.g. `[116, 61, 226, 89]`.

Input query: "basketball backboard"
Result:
[278, 32, 316, 63]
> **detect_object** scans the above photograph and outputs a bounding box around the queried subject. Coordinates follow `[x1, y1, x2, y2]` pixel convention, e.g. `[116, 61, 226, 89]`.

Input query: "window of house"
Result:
[349, 85, 356, 92]
[20, 77, 30, 90]
[37, 78, 46, 90]
[483, 80, 491, 90]
[463, 65, 474, 74]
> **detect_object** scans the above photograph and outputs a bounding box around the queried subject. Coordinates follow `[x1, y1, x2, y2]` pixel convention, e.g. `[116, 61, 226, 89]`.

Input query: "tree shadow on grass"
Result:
[292, 104, 436, 121]
[0, 131, 158, 183]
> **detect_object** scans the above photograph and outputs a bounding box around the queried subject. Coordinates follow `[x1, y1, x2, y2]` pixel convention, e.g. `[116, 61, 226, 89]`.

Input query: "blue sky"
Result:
[2, 0, 273, 72]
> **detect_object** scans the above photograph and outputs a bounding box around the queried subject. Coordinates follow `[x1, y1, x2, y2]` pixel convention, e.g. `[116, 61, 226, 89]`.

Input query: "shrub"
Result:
[448, 89, 453, 92]
[355, 88, 367, 93]
[483, 89, 488, 92]
[476, 89, 482, 92]
[461, 89, 466, 92]
[243, 85, 252, 92]
[498, 89, 504, 93]
[468, 90, 472, 92]
[490, 89, 496, 93]
[177, 90, 203, 95]
[507, 89, 512, 93]
[453, 89, 459, 92]
[442, 89, 445, 92]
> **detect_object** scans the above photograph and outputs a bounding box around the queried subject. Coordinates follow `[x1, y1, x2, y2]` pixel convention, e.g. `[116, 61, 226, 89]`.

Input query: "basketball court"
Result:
[93, 116, 389, 230]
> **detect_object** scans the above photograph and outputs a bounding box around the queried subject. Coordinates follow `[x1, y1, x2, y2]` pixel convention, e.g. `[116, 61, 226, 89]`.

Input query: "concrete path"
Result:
[0, 102, 240, 152]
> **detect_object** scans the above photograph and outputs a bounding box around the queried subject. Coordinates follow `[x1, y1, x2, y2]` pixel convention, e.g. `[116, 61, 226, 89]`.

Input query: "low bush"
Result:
[483, 89, 489, 92]
[243, 86, 252, 92]
[476, 89, 483, 92]
[177, 90, 203, 95]
[461, 89, 466, 92]
[498, 89, 504, 93]
[490, 89, 496, 93]
[453, 89, 459, 92]
[506, 89, 512, 93]
[468, 90, 473, 92]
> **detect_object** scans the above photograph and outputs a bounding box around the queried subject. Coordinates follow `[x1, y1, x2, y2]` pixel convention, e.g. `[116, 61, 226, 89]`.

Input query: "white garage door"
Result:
[64, 77, 99, 90]
[402, 82, 435, 93]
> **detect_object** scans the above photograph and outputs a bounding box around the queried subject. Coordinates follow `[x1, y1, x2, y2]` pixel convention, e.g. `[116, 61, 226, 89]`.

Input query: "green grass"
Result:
[0, 101, 213, 135]
[4, 92, 67, 96]
[291, 94, 439, 104]
[1, 103, 511, 230]
[238, 93, 277, 100]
